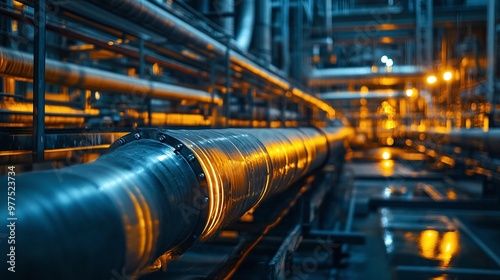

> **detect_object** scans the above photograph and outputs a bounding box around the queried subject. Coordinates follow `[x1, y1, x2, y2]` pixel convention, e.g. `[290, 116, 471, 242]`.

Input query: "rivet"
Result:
[158, 134, 166, 142]
[118, 138, 126, 145]
[188, 154, 195, 162]
[134, 133, 141, 140]
[175, 143, 183, 150]
[198, 173, 205, 180]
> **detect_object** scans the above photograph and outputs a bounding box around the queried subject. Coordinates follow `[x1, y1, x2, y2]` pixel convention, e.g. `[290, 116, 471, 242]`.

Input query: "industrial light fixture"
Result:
[443, 71, 452, 81]
[405, 88, 414, 97]
[381, 55, 388, 63]
[386, 58, 394, 67]
[427, 75, 437, 84]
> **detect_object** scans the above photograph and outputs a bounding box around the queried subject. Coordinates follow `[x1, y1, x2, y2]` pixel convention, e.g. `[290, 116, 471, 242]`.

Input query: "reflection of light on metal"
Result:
[383, 187, 392, 198]
[419, 229, 459, 267]
[419, 133, 425, 140]
[381, 37, 393, 44]
[405, 139, 413, 146]
[383, 231, 394, 253]
[427, 75, 437, 84]
[386, 137, 394, 146]
[419, 229, 439, 259]
[379, 159, 394, 176]
[440, 156, 455, 166]
[382, 151, 391, 160]
[443, 71, 452, 81]
[447, 189, 457, 200]
[438, 231, 459, 267]
[360, 86, 369, 93]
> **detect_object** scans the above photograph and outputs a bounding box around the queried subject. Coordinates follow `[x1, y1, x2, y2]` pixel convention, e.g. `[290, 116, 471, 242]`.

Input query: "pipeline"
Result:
[0, 47, 221, 105]
[308, 65, 427, 87]
[61, 0, 334, 116]
[1, 126, 352, 279]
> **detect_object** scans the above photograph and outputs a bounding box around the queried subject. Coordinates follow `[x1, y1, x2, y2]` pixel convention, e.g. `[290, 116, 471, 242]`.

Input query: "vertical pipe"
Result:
[139, 38, 151, 127]
[281, 0, 290, 73]
[281, 91, 287, 127]
[255, 0, 272, 63]
[224, 42, 231, 127]
[426, 0, 433, 66]
[209, 59, 217, 127]
[248, 87, 254, 127]
[487, 0, 496, 105]
[33, 0, 46, 163]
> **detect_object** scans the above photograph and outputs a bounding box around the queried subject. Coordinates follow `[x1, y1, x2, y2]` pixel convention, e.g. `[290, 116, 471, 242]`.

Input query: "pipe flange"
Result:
[108, 128, 209, 258]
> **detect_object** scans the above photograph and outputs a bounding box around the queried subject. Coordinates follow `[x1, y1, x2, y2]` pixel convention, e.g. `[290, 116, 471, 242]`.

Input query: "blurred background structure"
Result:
[0, 0, 499, 279]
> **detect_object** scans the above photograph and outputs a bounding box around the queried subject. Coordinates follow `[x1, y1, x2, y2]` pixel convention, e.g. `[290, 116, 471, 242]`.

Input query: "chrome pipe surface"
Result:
[0, 127, 352, 279]
[0, 47, 220, 104]
[1, 140, 201, 279]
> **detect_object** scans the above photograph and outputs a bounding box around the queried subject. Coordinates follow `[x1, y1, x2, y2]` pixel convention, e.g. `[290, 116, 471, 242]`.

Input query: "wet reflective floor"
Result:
[327, 147, 500, 280]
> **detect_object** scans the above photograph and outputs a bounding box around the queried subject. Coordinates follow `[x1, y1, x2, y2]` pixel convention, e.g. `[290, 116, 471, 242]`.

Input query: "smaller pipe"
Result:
[0, 47, 221, 105]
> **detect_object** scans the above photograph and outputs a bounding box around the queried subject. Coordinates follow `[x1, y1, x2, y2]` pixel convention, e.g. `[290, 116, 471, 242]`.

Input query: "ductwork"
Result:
[1, 126, 353, 279]
[309, 65, 428, 86]
[0, 47, 221, 105]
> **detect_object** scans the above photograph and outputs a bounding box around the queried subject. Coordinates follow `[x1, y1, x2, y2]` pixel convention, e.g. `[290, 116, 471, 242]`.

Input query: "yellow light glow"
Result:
[95, 91, 100, 100]
[360, 86, 369, 93]
[382, 151, 391, 160]
[405, 89, 414, 97]
[427, 75, 437, 84]
[419, 230, 439, 259]
[443, 71, 452, 81]
[386, 136, 394, 146]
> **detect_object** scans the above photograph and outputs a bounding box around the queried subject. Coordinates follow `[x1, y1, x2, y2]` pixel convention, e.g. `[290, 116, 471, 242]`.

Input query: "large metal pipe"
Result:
[0, 47, 221, 105]
[0, 126, 352, 279]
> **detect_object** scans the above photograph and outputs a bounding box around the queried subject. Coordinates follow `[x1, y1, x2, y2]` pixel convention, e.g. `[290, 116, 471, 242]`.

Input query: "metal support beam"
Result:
[33, 0, 46, 163]
[139, 38, 151, 127]
[369, 198, 500, 211]
[487, 0, 496, 106]
[224, 40, 231, 127]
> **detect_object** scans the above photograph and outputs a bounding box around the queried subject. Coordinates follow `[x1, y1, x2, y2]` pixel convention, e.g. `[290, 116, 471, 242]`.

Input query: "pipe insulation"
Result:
[0, 47, 221, 105]
[0, 126, 352, 279]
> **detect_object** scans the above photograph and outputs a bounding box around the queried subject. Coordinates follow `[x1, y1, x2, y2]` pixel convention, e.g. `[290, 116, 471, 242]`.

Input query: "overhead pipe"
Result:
[71, 0, 335, 116]
[1, 126, 353, 279]
[0, 47, 221, 105]
[320, 90, 406, 101]
[309, 65, 428, 86]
